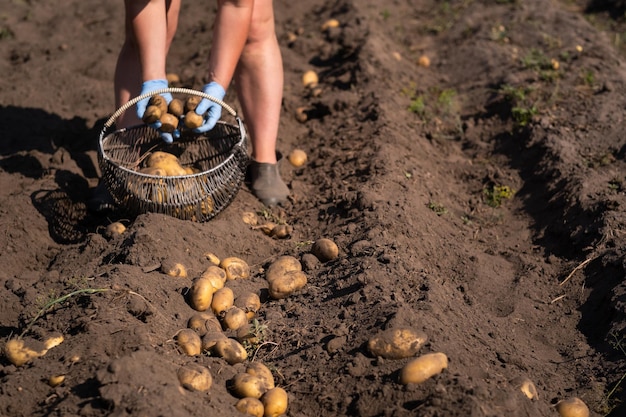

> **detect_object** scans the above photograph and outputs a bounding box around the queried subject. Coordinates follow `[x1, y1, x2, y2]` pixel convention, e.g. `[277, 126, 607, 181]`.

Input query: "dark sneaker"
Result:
[248, 161, 290, 206]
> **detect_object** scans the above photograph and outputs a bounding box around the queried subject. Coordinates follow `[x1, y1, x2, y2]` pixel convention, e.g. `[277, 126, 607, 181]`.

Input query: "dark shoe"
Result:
[88, 181, 117, 213]
[249, 161, 290, 206]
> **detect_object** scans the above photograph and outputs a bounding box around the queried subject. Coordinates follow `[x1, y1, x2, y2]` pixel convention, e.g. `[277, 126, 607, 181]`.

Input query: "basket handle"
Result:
[103, 87, 238, 128]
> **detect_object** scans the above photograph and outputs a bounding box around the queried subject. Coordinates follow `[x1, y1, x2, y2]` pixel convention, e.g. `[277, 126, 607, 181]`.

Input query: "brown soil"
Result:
[2, 1, 626, 416]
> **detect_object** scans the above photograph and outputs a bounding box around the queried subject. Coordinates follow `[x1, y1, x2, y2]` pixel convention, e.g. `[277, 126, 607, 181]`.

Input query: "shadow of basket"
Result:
[32, 189, 89, 244]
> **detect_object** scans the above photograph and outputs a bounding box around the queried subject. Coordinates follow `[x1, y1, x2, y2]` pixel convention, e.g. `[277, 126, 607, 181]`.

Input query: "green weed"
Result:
[427, 202, 448, 216]
[483, 185, 515, 208]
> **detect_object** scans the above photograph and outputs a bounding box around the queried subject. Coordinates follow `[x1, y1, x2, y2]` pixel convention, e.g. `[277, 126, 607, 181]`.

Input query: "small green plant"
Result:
[427, 201, 448, 216]
[408, 95, 426, 116]
[483, 185, 515, 208]
[242, 319, 272, 358]
[511, 105, 538, 127]
[498, 84, 539, 128]
[599, 331, 626, 414]
[381, 9, 390, 20]
[0, 27, 14, 40]
[24, 287, 109, 336]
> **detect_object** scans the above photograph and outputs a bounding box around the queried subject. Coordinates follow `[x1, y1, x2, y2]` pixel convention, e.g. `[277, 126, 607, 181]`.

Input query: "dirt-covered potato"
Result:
[184, 111, 203, 129]
[235, 291, 261, 320]
[187, 312, 221, 336]
[211, 287, 235, 315]
[235, 397, 265, 417]
[177, 363, 212, 392]
[399, 352, 448, 384]
[185, 96, 201, 113]
[212, 338, 248, 365]
[270, 224, 293, 239]
[221, 257, 250, 280]
[311, 238, 339, 262]
[176, 329, 202, 356]
[161, 260, 188, 278]
[222, 306, 249, 331]
[159, 112, 179, 133]
[266, 255, 302, 283]
[201, 265, 228, 292]
[367, 327, 428, 359]
[287, 149, 307, 167]
[261, 387, 289, 417]
[302, 70, 318, 88]
[246, 362, 275, 390]
[145, 151, 187, 176]
[556, 397, 589, 417]
[168, 98, 184, 117]
[510, 376, 538, 401]
[48, 374, 65, 387]
[189, 276, 214, 311]
[228, 373, 267, 399]
[201, 330, 227, 352]
[142, 104, 162, 124]
[204, 252, 221, 265]
[105, 221, 126, 238]
[149, 94, 168, 115]
[268, 270, 307, 300]
[3, 338, 43, 367]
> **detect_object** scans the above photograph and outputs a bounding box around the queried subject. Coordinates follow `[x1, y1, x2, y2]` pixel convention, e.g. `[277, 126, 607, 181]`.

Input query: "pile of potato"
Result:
[142, 94, 207, 132]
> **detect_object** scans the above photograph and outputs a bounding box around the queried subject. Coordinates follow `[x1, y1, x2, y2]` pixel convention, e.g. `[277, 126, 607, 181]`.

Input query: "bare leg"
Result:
[235, 0, 289, 205]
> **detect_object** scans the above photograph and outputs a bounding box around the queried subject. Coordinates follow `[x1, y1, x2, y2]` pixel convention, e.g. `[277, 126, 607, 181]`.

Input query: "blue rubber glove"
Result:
[136, 79, 177, 143]
[194, 82, 226, 133]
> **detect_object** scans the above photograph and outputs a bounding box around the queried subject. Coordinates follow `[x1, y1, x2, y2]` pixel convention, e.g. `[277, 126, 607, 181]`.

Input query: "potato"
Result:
[188, 312, 221, 336]
[161, 260, 188, 278]
[287, 149, 307, 167]
[105, 221, 126, 238]
[294, 106, 308, 123]
[177, 363, 212, 392]
[222, 306, 249, 331]
[302, 70, 318, 88]
[221, 257, 250, 280]
[201, 265, 228, 292]
[270, 224, 293, 239]
[311, 238, 339, 262]
[321, 18, 340, 31]
[417, 55, 431, 68]
[184, 110, 204, 129]
[212, 338, 248, 365]
[399, 352, 448, 384]
[138, 166, 168, 176]
[149, 94, 169, 115]
[242, 211, 259, 225]
[176, 329, 202, 356]
[4, 338, 42, 367]
[246, 362, 275, 390]
[268, 270, 307, 300]
[168, 98, 184, 117]
[367, 327, 428, 359]
[159, 112, 179, 133]
[261, 387, 288, 417]
[146, 151, 187, 176]
[204, 252, 221, 265]
[185, 96, 201, 113]
[235, 292, 261, 320]
[188, 277, 214, 312]
[510, 376, 538, 401]
[229, 373, 267, 399]
[166, 72, 180, 84]
[142, 105, 162, 124]
[235, 397, 264, 417]
[266, 256, 302, 283]
[43, 334, 64, 351]
[556, 397, 589, 417]
[48, 374, 65, 387]
[212, 287, 235, 315]
[201, 330, 227, 352]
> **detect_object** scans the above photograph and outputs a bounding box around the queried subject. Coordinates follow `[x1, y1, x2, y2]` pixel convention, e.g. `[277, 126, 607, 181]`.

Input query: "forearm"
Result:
[208, 0, 254, 88]
[126, 0, 168, 81]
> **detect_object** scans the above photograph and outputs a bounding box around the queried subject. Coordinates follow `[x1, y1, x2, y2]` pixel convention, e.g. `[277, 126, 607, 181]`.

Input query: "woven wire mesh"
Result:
[97, 90, 248, 222]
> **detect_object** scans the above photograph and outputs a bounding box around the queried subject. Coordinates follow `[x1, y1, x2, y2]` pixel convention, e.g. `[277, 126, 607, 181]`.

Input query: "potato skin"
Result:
[211, 287, 235, 315]
[246, 362, 275, 390]
[212, 338, 248, 365]
[189, 277, 214, 312]
[266, 256, 302, 283]
[176, 329, 202, 356]
[268, 270, 307, 300]
[261, 387, 289, 417]
[177, 363, 212, 392]
[311, 238, 339, 262]
[235, 397, 264, 417]
[221, 257, 250, 280]
[229, 373, 267, 399]
[367, 327, 428, 359]
[399, 352, 448, 384]
[556, 397, 589, 417]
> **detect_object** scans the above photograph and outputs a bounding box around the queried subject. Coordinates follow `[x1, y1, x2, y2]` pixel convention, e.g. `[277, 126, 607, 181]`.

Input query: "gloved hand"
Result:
[136, 79, 178, 144]
[194, 81, 226, 133]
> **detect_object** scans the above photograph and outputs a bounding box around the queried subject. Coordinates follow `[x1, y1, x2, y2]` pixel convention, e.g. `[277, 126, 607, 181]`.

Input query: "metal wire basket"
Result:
[97, 87, 248, 222]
